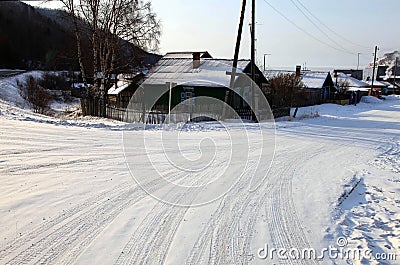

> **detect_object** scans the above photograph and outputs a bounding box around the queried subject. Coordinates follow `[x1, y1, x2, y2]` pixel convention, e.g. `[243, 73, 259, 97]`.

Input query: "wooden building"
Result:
[107, 72, 145, 108]
[140, 51, 268, 120]
[263, 67, 336, 107]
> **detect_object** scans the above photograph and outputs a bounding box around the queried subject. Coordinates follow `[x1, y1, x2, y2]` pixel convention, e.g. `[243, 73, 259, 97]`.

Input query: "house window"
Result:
[182, 87, 195, 105]
[185, 91, 193, 100]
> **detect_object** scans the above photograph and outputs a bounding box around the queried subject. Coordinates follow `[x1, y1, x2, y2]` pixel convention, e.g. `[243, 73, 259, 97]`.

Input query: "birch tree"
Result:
[60, 0, 161, 116]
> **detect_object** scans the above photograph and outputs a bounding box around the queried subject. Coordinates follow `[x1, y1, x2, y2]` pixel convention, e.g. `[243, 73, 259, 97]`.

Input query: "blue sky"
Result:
[26, 0, 400, 69]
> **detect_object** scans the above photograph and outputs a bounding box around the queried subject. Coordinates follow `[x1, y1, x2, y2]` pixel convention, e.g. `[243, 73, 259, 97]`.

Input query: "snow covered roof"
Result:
[365, 80, 389, 87]
[301, 72, 331, 89]
[117, 72, 144, 80]
[347, 87, 370, 92]
[336, 73, 369, 88]
[263, 70, 294, 80]
[263, 70, 332, 89]
[142, 58, 251, 88]
[108, 80, 131, 95]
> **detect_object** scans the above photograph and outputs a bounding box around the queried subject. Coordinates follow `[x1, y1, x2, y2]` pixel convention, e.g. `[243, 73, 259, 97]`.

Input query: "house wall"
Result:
[151, 85, 228, 109]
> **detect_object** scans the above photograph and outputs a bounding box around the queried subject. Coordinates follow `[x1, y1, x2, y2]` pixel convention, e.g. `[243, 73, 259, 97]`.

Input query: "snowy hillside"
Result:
[0, 72, 81, 118]
[0, 77, 399, 264]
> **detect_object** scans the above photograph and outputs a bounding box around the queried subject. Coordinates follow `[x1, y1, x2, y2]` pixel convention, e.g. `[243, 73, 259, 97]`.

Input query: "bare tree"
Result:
[18, 75, 53, 114]
[59, 0, 161, 116]
[338, 79, 350, 93]
[263, 73, 305, 109]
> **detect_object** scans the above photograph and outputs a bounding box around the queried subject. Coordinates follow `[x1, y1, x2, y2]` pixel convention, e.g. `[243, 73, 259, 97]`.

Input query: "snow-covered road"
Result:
[0, 97, 399, 264]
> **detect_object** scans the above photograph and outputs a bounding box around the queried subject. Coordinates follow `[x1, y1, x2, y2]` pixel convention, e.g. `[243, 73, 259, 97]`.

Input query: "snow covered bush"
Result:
[18, 75, 53, 114]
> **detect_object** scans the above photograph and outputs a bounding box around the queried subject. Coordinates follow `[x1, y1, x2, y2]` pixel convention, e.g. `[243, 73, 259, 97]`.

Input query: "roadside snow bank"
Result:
[0, 71, 83, 119]
[278, 94, 400, 124]
[0, 71, 43, 109]
[0, 99, 126, 129]
[383, 94, 400, 101]
[360, 96, 384, 104]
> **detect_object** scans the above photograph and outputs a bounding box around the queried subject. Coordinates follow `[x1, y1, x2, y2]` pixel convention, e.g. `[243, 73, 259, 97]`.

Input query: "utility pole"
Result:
[251, 0, 255, 82]
[357, 53, 361, 70]
[223, 0, 247, 119]
[370, 46, 378, 96]
[393, 57, 398, 95]
[251, 0, 256, 120]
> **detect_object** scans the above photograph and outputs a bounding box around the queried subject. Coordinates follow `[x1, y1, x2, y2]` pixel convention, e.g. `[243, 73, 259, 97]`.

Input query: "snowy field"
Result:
[0, 73, 399, 264]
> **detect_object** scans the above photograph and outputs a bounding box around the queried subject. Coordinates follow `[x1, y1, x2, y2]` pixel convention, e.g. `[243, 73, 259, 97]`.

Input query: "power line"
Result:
[261, 0, 354, 55]
[293, 0, 371, 50]
[288, 0, 356, 55]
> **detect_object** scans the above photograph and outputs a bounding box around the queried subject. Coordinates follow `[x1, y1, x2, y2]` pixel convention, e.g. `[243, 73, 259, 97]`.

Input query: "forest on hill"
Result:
[0, 1, 160, 71]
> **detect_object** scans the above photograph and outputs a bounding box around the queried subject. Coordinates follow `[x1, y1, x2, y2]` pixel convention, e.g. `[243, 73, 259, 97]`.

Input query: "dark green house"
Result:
[140, 52, 267, 119]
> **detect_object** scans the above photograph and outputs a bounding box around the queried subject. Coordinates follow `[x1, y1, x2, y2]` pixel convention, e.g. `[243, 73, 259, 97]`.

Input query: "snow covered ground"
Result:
[0, 71, 81, 118]
[0, 72, 399, 264]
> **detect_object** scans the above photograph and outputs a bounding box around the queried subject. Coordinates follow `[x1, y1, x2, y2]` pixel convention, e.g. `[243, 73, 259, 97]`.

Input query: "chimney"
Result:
[193, 52, 201, 69]
[296, 65, 301, 77]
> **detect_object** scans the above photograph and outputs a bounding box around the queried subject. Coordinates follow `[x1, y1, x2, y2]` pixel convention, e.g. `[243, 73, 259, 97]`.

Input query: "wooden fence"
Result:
[81, 96, 105, 117]
[105, 105, 289, 124]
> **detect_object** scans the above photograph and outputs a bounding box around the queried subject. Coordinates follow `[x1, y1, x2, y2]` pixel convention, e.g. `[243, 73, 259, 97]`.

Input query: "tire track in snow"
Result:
[0, 184, 135, 264]
[186, 156, 261, 264]
[0, 168, 186, 265]
[373, 137, 400, 173]
[186, 142, 284, 265]
[115, 155, 231, 265]
[0, 183, 125, 261]
[265, 144, 328, 265]
[186, 144, 326, 265]
[1, 158, 93, 173]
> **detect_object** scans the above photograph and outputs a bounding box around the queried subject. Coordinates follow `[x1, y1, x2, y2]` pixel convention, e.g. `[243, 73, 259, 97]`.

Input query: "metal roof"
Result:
[142, 58, 251, 88]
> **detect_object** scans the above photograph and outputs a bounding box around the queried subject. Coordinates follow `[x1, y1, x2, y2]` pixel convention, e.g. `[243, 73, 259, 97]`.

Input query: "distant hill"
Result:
[0, 1, 161, 70]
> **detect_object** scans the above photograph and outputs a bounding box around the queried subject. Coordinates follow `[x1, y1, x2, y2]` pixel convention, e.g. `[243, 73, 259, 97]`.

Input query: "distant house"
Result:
[107, 72, 145, 108]
[140, 51, 267, 120]
[263, 66, 336, 107]
[335, 73, 369, 92]
[334, 69, 363, 80]
[365, 80, 389, 92]
[334, 73, 370, 102]
[302, 71, 335, 92]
